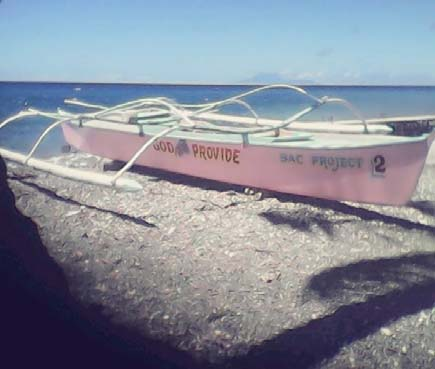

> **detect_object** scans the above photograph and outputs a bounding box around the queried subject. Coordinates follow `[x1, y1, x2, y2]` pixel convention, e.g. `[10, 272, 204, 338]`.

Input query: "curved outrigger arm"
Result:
[177, 84, 324, 110]
[64, 99, 108, 110]
[190, 98, 260, 126]
[0, 109, 143, 191]
[175, 85, 368, 133]
[322, 97, 368, 133]
[62, 85, 369, 133]
[0, 110, 38, 129]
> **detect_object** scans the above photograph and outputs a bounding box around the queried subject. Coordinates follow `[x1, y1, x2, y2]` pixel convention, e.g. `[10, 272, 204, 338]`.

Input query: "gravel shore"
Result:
[4, 149, 435, 369]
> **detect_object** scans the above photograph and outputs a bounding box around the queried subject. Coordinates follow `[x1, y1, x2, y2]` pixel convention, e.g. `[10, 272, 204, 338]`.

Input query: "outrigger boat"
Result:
[0, 85, 434, 205]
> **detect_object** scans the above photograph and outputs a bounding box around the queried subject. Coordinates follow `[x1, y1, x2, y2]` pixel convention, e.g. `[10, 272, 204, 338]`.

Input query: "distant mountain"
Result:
[239, 72, 315, 85]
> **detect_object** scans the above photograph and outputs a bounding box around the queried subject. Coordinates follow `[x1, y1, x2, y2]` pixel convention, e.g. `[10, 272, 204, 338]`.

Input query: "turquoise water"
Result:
[1, 82, 435, 157]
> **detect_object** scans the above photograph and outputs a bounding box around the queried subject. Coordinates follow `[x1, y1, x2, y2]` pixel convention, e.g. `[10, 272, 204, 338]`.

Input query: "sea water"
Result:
[1, 82, 435, 157]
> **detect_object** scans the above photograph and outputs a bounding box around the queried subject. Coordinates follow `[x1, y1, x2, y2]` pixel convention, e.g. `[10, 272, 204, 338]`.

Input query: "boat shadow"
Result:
[408, 200, 435, 217]
[106, 161, 245, 193]
[259, 208, 353, 236]
[224, 252, 435, 369]
[8, 175, 156, 228]
[104, 161, 435, 236]
[261, 193, 435, 237]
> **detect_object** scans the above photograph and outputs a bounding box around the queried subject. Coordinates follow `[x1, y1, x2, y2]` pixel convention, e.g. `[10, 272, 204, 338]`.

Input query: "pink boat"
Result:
[1, 85, 434, 205]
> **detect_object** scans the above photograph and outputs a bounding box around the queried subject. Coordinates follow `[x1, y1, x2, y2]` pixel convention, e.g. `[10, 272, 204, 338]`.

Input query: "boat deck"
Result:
[68, 118, 431, 150]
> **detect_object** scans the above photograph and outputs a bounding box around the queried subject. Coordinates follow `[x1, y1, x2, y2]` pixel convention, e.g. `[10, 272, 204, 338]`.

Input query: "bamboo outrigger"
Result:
[1, 85, 434, 205]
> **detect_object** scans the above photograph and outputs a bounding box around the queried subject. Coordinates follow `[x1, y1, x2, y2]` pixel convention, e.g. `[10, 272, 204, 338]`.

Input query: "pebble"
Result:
[65, 209, 81, 217]
[380, 328, 393, 337]
[349, 355, 355, 367]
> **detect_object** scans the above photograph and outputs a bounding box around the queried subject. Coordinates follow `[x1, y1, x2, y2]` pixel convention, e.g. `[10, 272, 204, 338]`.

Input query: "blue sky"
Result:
[1, 0, 435, 84]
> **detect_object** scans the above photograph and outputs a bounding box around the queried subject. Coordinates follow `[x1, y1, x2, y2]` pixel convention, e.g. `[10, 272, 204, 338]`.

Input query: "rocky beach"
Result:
[2, 146, 435, 368]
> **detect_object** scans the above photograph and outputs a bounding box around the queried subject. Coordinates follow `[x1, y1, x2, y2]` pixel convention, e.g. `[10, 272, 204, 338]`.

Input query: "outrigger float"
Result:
[1, 85, 434, 205]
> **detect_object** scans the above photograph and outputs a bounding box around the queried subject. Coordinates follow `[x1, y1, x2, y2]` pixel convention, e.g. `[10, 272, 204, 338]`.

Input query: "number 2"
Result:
[372, 155, 386, 175]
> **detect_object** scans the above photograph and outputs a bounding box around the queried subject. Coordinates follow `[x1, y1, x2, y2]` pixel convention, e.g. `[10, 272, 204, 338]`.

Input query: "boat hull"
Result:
[62, 123, 430, 205]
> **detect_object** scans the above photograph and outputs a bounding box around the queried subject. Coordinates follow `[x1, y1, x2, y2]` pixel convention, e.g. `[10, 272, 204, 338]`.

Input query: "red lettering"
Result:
[167, 142, 175, 154]
[214, 147, 218, 159]
[233, 149, 240, 164]
[199, 145, 207, 159]
[153, 142, 160, 151]
[159, 142, 167, 152]
[189, 144, 240, 164]
[192, 144, 199, 157]
[206, 146, 213, 160]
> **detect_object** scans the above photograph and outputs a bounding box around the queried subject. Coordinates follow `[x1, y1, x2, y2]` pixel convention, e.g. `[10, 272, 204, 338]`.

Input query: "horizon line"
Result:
[1, 80, 435, 88]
